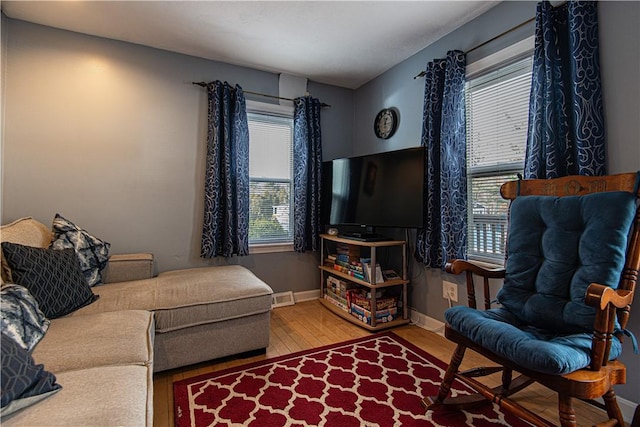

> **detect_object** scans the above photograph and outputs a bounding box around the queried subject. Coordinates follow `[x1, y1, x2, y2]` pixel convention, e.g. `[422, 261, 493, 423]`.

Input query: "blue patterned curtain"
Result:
[201, 81, 250, 258]
[415, 50, 467, 269]
[293, 96, 323, 252]
[525, 1, 606, 178]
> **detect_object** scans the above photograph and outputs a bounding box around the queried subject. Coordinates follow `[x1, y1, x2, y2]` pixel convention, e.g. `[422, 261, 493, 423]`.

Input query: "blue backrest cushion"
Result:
[497, 191, 636, 334]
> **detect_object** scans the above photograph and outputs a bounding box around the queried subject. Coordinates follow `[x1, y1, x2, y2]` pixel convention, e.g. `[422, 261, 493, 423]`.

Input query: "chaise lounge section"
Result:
[72, 264, 274, 372]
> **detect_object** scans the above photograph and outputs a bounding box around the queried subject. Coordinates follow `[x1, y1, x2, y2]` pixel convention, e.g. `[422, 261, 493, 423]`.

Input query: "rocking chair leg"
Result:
[602, 389, 625, 427]
[501, 367, 513, 390]
[559, 394, 577, 427]
[424, 344, 466, 407]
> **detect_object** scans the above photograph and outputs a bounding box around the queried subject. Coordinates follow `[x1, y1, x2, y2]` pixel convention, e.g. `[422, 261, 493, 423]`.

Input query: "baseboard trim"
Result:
[293, 289, 321, 303]
[409, 309, 445, 336]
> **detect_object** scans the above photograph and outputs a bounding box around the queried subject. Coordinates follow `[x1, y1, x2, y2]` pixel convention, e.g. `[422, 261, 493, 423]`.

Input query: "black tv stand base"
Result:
[339, 232, 389, 242]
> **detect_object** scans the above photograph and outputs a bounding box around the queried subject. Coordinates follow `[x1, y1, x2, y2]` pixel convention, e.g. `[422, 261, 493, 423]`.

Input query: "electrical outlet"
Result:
[442, 281, 458, 302]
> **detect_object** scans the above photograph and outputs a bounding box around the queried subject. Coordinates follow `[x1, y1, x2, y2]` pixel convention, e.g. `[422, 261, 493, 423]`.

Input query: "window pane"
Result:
[250, 180, 291, 241]
[248, 112, 294, 244]
[468, 173, 518, 261]
[466, 56, 532, 263]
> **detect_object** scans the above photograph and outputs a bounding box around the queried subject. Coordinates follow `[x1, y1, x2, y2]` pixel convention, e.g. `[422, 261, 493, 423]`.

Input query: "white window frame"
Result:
[465, 36, 534, 266]
[246, 100, 295, 254]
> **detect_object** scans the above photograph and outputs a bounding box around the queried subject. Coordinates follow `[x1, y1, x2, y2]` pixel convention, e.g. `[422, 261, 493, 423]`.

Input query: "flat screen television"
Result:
[321, 147, 425, 239]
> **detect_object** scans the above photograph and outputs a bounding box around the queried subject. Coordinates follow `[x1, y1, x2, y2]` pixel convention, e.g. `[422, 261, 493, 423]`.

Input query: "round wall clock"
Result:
[374, 108, 398, 139]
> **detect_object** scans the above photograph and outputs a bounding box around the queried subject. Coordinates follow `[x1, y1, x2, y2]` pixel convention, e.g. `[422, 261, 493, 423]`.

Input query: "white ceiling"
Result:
[1, 1, 499, 89]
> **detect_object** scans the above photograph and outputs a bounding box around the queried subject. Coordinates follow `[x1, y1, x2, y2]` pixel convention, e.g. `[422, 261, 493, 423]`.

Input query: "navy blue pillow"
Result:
[1, 242, 98, 319]
[497, 191, 636, 334]
[1, 333, 61, 416]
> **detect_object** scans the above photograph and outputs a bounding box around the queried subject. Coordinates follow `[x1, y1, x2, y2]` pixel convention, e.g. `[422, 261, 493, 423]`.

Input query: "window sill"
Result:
[250, 242, 294, 254]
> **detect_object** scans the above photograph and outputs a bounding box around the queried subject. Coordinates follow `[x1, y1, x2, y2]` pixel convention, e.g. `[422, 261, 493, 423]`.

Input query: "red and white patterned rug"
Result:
[174, 332, 532, 426]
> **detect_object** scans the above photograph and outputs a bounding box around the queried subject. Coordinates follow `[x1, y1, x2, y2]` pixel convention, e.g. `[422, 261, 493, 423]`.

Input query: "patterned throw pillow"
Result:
[50, 214, 110, 287]
[1, 332, 61, 416]
[0, 242, 98, 319]
[1, 284, 50, 351]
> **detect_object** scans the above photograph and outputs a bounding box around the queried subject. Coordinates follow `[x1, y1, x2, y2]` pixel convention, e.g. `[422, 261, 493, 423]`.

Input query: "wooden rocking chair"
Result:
[424, 172, 640, 427]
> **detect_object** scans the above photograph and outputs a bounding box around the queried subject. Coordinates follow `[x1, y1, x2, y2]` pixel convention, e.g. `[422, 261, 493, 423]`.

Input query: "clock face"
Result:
[374, 108, 398, 139]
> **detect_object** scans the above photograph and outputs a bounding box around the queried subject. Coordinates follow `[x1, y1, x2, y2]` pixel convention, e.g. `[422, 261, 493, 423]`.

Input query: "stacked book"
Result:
[325, 245, 366, 280]
[336, 242, 360, 262]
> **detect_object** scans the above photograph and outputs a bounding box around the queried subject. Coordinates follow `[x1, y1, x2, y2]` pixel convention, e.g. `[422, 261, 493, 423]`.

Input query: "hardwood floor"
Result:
[153, 300, 617, 427]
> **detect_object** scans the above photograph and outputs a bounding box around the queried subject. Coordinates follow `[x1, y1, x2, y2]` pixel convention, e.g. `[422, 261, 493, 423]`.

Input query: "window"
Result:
[247, 102, 294, 252]
[466, 55, 532, 264]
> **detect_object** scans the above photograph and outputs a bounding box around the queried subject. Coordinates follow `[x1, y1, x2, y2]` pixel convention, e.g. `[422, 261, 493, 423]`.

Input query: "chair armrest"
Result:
[585, 283, 634, 310]
[445, 259, 505, 278]
[584, 283, 635, 370]
[102, 253, 154, 283]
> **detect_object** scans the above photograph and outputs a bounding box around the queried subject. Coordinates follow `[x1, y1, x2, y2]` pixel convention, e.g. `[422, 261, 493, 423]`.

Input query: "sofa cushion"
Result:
[71, 265, 273, 332]
[0, 284, 50, 351]
[50, 214, 111, 287]
[0, 218, 51, 284]
[0, 365, 152, 427]
[153, 266, 273, 332]
[1, 333, 61, 417]
[1, 243, 98, 319]
[32, 310, 154, 374]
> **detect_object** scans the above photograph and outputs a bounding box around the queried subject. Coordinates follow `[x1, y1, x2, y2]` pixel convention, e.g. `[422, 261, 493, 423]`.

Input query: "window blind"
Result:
[466, 56, 532, 263]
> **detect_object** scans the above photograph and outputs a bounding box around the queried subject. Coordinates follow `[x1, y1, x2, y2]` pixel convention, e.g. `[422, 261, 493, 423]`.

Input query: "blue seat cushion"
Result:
[445, 306, 623, 375]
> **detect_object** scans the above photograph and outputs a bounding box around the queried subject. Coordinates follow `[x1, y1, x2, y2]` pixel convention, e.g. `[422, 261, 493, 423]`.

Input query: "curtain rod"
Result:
[413, 15, 536, 79]
[192, 82, 331, 108]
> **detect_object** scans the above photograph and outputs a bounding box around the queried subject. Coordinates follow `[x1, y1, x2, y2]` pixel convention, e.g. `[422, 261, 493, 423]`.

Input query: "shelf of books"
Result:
[319, 234, 410, 331]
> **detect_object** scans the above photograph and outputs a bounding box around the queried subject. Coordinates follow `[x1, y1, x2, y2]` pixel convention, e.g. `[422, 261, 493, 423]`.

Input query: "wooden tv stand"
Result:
[318, 234, 410, 331]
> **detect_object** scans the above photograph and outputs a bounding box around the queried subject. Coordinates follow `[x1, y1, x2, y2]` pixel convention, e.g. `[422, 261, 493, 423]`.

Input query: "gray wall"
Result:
[352, 0, 640, 404]
[0, 18, 353, 293]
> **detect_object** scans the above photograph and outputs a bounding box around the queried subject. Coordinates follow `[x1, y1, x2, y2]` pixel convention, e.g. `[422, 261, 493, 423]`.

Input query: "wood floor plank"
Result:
[152, 372, 169, 426]
[152, 299, 614, 427]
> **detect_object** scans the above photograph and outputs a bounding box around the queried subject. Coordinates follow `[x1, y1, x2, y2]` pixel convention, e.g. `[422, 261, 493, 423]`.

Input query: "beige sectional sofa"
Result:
[1, 217, 274, 426]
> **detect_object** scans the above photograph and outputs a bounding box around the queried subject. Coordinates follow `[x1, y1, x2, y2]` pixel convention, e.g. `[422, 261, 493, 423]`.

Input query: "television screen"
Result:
[322, 147, 425, 230]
